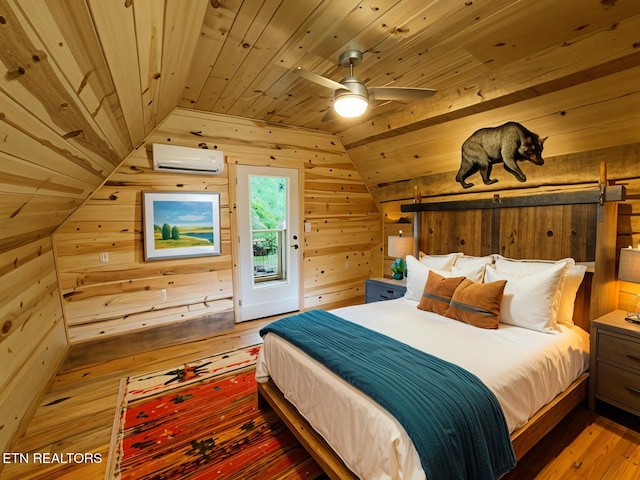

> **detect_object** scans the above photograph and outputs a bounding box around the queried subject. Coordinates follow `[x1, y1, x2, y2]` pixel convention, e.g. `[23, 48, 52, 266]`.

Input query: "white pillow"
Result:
[493, 255, 585, 325]
[448, 264, 487, 283]
[556, 264, 587, 325]
[485, 262, 566, 334]
[405, 255, 431, 301]
[405, 254, 489, 302]
[493, 255, 575, 274]
[418, 252, 461, 271]
[454, 255, 494, 270]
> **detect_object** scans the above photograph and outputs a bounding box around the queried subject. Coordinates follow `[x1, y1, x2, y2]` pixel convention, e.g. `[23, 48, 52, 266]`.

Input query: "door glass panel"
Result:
[249, 175, 287, 285]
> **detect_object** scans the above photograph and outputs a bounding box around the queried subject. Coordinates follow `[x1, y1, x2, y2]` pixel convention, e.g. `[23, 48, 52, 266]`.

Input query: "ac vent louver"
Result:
[152, 143, 225, 175]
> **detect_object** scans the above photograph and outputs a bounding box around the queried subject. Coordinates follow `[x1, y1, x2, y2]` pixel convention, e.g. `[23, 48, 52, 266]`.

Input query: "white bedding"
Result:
[256, 297, 590, 480]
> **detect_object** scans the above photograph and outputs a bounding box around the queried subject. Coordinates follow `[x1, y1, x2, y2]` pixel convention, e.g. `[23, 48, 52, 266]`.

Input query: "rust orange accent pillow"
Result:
[445, 278, 507, 329]
[417, 271, 465, 315]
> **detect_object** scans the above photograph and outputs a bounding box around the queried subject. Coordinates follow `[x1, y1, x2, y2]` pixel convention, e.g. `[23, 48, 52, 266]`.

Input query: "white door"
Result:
[236, 165, 301, 322]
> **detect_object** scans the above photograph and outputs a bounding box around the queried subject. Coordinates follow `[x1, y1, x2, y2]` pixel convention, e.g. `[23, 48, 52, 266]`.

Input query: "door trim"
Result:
[229, 164, 304, 323]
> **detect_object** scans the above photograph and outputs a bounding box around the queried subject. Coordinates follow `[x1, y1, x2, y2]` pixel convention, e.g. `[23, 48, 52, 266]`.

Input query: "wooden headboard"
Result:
[401, 186, 624, 331]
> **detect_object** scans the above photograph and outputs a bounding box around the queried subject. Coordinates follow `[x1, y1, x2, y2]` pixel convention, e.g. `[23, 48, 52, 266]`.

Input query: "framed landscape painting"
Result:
[142, 191, 221, 261]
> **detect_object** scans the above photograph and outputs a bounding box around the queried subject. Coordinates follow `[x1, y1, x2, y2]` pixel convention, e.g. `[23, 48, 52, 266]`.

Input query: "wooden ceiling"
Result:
[1, 0, 640, 209]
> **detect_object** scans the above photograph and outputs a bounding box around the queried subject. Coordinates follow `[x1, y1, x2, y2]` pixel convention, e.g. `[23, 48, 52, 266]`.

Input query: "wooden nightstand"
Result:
[365, 277, 407, 303]
[589, 310, 640, 416]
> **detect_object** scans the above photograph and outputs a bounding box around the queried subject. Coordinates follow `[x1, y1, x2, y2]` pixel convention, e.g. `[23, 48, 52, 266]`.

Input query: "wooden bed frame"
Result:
[257, 185, 623, 479]
[258, 374, 588, 480]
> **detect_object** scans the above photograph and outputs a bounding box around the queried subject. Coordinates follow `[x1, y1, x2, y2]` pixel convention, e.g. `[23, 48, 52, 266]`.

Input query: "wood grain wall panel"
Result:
[0, 238, 67, 453]
[13, 0, 133, 161]
[0, 102, 108, 186]
[68, 299, 235, 343]
[349, 67, 640, 197]
[54, 108, 379, 344]
[0, 193, 82, 219]
[155, 0, 209, 123]
[87, 0, 145, 146]
[409, 203, 599, 264]
[207, 0, 324, 116]
[0, 1, 126, 164]
[54, 149, 233, 344]
[234, 0, 385, 121]
[339, 12, 640, 149]
[178, 0, 241, 108]
[63, 270, 233, 326]
[190, 0, 283, 112]
[426, 210, 482, 255]
[131, 0, 164, 134]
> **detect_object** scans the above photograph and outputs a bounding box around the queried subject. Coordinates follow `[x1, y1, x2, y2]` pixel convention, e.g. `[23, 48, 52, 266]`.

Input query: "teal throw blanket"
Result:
[260, 309, 516, 480]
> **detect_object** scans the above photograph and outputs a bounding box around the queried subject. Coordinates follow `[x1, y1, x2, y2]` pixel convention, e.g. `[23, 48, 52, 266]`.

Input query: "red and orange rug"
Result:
[107, 345, 326, 480]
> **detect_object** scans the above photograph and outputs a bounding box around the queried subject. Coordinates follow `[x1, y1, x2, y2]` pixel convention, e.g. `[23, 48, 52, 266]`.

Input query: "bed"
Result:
[256, 186, 623, 480]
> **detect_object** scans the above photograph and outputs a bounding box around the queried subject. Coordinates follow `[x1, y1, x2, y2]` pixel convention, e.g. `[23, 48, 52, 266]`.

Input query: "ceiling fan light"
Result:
[334, 94, 368, 118]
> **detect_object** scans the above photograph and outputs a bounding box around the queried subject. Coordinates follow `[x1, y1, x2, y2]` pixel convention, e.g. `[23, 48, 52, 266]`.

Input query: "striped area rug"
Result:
[106, 345, 326, 480]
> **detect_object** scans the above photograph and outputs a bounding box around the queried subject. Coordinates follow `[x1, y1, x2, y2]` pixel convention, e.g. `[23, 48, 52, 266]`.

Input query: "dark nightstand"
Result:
[589, 310, 640, 417]
[365, 277, 407, 303]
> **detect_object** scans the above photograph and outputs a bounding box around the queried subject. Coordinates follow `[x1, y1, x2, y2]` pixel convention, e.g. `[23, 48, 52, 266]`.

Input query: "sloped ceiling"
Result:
[1, 0, 640, 249]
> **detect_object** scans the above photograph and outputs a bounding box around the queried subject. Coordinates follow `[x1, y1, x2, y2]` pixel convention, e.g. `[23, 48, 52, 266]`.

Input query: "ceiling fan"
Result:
[294, 50, 437, 120]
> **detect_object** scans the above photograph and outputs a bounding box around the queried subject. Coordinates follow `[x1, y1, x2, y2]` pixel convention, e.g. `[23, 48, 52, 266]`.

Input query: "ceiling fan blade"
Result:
[293, 67, 348, 92]
[369, 87, 436, 103]
[321, 107, 338, 122]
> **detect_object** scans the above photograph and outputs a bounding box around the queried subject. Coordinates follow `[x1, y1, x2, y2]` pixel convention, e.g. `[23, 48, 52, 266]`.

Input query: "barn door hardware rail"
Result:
[401, 185, 625, 213]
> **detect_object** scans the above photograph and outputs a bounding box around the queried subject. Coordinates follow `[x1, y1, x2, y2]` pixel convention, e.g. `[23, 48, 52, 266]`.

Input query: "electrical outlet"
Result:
[304, 222, 311, 233]
[344, 261, 349, 269]
[99, 252, 109, 263]
[161, 289, 167, 301]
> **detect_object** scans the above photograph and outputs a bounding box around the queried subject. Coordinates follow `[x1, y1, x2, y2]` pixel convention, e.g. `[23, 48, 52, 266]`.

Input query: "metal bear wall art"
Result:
[455, 122, 547, 189]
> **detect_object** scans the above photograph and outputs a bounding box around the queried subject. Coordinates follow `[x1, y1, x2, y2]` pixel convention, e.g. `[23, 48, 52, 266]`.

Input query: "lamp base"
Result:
[625, 293, 640, 324]
[625, 314, 640, 324]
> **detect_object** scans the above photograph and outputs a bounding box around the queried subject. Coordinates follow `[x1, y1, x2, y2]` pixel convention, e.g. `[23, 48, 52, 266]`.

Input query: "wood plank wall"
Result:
[376, 143, 640, 312]
[0, 239, 68, 454]
[53, 108, 379, 349]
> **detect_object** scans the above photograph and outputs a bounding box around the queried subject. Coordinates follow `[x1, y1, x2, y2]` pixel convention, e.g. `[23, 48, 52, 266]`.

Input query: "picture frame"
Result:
[142, 191, 221, 261]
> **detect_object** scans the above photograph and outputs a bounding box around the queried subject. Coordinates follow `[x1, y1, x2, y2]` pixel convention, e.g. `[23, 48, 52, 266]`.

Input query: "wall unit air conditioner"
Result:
[152, 143, 225, 175]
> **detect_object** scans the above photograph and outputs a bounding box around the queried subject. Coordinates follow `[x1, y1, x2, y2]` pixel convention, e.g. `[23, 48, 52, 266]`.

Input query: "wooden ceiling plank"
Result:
[459, 0, 640, 69]
[156, 0, 210, 123]
[14, 0, 134, 160]
[178, 0, 241, 109]
[235, 0, 401, 120]
[248, 0, 514, 127]
[209, 0, 325, 115]
[0, 152, 95, 199]
[0, 98, 110, 184]
[155, 109, 347, 157]
[338, 13, 640, 148]
[88, 0, 145, 147]
[192, 0, 283, 112]
[132, 0, 164, 135]
[340, 1, 507, 87]
[0, 212, 72, 243]
[254, 0, 494, 124]
[0, 0, 124, 165]
[0, 194, 83, 220]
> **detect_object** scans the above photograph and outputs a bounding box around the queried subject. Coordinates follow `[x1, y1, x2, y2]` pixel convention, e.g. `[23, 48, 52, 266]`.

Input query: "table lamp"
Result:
[619, 246, 640, 323]
[387, 230, 413, 280]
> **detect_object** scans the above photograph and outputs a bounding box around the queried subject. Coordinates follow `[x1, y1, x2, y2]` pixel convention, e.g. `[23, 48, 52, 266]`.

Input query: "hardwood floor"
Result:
[2, 318, 639, 480]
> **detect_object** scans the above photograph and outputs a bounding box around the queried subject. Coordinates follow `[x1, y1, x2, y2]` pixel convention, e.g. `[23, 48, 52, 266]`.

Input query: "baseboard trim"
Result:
[61, 310, 235, 371]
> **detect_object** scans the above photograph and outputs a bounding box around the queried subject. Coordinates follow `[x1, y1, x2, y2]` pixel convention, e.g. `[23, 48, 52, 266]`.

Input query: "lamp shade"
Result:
[619, 247, 640, 283]
[388, 235, 413, 258]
